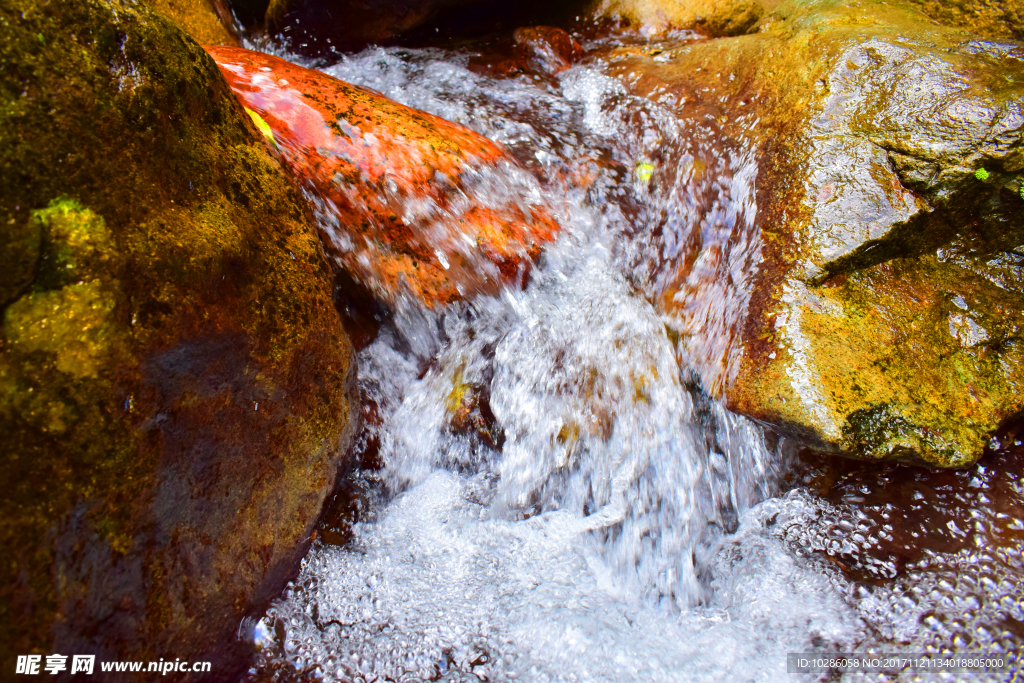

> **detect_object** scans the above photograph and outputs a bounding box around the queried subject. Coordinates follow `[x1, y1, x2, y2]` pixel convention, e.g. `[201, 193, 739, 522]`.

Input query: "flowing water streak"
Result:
[244, 39, 1022, 683]
[242, 42, 855, 682]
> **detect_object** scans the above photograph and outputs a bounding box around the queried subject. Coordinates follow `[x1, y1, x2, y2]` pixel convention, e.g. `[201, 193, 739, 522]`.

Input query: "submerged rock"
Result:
[469, 26, 583, 78]
[0, 0, 355, 678]
[513, 26, 584, 74]
[206, 46, 560, 308]
[603, 0, 1024, 466]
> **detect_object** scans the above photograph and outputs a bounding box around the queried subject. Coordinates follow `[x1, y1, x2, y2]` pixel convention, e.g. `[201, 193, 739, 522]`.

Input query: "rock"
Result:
[445, 366, 504, 450]
[592, 0, 1021, 41]
[513, 26, 583, 74]
[592, 0, 783, 37]
[146, 0, 239, 45]
[0, 0, 355, 678]
[602, 0, 1024, 466]
[904, 0, 1023, 42]
[206, 46, 560, 308]
[468, 26, 582, 78]
[729, 246, 1024, 466]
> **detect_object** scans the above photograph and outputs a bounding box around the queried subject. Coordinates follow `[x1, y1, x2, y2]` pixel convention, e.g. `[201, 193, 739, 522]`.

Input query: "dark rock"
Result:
[0, 0, 356, 678]
[249, 0, 590, 57]
[513, 26, 583, 74]
[446, 367, 504, 451]
[469, 27, 584, 80]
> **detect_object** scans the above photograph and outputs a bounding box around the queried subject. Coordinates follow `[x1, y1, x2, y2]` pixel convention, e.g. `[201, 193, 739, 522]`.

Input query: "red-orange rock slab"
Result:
[205, 46, 560, 307]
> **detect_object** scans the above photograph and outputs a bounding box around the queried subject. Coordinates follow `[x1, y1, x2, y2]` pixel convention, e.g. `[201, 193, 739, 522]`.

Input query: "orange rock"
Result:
[205, 46, 560, 307]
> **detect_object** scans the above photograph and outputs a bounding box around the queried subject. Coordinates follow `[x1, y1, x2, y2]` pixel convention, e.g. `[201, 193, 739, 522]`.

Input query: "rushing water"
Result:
[243, 33, 1024, 683]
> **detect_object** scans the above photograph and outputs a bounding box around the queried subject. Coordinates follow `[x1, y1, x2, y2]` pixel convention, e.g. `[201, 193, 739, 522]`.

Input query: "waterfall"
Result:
[246, 39, 1024, 683]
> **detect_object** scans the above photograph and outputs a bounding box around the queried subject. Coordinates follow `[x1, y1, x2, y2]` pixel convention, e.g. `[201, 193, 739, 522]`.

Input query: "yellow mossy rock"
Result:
[0, 1, 355, 678]
[146, 0, 238, 45]
[598, 0, 1024, 466]
[593, 0, 783, 36]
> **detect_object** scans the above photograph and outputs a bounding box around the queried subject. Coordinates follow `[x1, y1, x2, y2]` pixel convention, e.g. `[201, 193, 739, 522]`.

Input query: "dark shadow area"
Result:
[229, 0, 593, 58]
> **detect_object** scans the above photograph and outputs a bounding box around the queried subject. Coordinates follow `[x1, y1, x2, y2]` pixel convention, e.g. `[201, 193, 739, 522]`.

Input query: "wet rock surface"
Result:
[602, 0, 1024, 466]
[593, 0, 783, 37]
[904, 0, 1024, 42]
[146, 0, 239, 45]
[468, 26, 584, 78]
[594, 0, 1021, 41]
[4, 0, 1024, 678]
[788, 428, 1024, 584]
[0, 0, 355, 678]
[513, 26, 584, 75]
[206, 46, 560, 308]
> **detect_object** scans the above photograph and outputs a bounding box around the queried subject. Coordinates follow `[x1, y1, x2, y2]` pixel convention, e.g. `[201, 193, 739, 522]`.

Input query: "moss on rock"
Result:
[730, 249, 1024, 466]
[594, 0, 784, 37]
[903, 0, 1023, 42]
[146, 0, 238, 45]
[0, 0, 354, 678]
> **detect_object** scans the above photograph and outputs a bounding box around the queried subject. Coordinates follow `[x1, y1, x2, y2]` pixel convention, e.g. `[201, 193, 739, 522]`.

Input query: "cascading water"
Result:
[245, 33, 1023, 683]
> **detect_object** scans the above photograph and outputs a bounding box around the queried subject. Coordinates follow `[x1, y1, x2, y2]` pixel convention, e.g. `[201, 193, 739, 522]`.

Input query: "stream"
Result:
[244, 32, 1024, 683]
